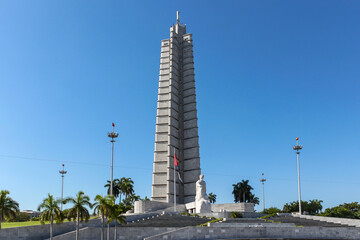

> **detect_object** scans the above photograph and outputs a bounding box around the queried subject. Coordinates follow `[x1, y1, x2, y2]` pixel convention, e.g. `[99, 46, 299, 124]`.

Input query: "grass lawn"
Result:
[2, 221, 48, 228]
[1, 217, 99, 229]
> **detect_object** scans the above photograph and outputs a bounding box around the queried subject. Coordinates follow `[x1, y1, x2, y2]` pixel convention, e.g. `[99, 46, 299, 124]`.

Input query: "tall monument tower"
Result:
[152, 12, 201, 204]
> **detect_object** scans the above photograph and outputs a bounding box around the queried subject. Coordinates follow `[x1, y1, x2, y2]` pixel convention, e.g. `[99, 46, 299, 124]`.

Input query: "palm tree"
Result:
[104, 179, 120, 199]
[283, 203, 290, 213]
[232, 180, 253, 203]
[108, 201, 127, 240]
[143, 196, 150, 201]
[241, 180, 253, 202]
[64, 191, 92, 240]
[37, 194, 62, 240]
[119, 177, 134, 203]
[0, 190, 19, 230]
[123, 193, 140, 209]
[248, 193, 259, 205]
[232, 183, 241, 203]
[208, 192, 217, 204]
[308, 199, 323, 214]
[93, 195, 113, 240]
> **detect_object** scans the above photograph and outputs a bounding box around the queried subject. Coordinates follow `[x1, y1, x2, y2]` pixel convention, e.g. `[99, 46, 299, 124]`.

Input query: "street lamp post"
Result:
[107, 123, 119, 196]
[293, 137, 303, 215]
[59, 164, 67, 211]
[260, 173, 266, 212]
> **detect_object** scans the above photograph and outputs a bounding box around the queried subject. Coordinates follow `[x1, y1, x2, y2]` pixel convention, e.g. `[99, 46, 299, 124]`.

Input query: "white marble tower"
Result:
[151, 12, 201, 204]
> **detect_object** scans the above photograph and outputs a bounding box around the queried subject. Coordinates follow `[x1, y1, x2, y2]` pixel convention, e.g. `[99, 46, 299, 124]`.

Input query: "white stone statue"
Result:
[195, 174, 211, 213]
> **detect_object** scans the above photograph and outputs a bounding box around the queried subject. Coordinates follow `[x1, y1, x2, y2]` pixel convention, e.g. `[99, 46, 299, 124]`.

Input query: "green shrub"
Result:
[198, 217, 223, 227]
[180, 212, 190, 216]
[7, 212, 31, 222]
[259, 213, 277, 219]
[319, 206, 356, 219]
[262, 207, 281, 214]
[230, 211, 242, 218]
[319, 202, 360, 219]
[283, 199, 323, 214]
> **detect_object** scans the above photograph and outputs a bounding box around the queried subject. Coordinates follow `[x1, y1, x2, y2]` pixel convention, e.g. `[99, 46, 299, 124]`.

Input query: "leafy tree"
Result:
[321, 206, 354, 218]
[93, 195, 113, 240]
[320, 202, 360, 219]
[8, 212, 30, 222]
[308, 199, 323, 214]
[283, 200, 306, 213]
[0, 190, 19, 230]
[37, 194, 62, 240]
[208, 192, 217, 204]
[262, 207, 282, 214]
[282, 199, 323, 214]
[18, 212, 31, 222]
[30, 217, 40, 221]
[341, 202, 360, 213]
[59, 208, 70, 222]
[64, 191, 92, 240]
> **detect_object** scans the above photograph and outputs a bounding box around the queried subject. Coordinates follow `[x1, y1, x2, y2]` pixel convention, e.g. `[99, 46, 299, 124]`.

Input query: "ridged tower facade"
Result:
[151, 13, 201, 204]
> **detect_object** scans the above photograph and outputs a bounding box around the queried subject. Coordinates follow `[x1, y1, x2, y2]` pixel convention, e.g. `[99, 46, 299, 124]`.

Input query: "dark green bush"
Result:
[230, 211, 243, 218]
[259, 213, 277, 219]
[262, 207, 282, 214]
[198, 217, 223, 227]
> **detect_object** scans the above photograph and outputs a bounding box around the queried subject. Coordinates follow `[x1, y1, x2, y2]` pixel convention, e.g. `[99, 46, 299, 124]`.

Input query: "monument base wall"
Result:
[134, 201, 255, 214]
[134, 200, 186, 213]
[198, 212, 265, 219]
[134, 200, 171, 213]
[211, 203, 255, 213]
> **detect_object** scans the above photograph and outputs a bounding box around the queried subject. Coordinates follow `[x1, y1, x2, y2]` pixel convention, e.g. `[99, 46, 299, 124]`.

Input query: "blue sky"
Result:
[0, 0, 359, 212]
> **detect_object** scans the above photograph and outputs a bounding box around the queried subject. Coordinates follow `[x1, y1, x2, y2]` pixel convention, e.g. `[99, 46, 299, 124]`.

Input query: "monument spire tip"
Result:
[176, 11, 180, 24]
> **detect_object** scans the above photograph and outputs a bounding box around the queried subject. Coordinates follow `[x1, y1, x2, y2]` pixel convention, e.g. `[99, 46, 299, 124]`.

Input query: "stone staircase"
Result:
[268, 215, 356, 227]
[123, 213, 210, 227]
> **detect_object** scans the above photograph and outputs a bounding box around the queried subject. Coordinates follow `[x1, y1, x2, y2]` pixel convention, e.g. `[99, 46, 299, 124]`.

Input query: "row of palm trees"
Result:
[37, 191, 128, 240]
[1, 177, 137, 240]
[104, 177, 135, 204]
[93, 195, 126, 240]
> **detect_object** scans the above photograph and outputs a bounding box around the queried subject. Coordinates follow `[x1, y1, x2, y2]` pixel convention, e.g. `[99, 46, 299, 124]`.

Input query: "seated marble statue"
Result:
[195, 174, 211, 213]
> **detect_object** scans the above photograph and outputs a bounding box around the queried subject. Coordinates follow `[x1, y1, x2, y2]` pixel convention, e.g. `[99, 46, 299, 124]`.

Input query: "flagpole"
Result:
[174, 147, 176, 212]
